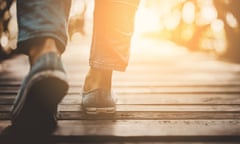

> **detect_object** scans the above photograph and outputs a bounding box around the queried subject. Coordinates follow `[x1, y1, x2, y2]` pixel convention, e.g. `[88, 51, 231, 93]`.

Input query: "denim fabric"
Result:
[17, 0, 71, 54]
[17, 0, 139, 71]
[90, 0, 139, 71]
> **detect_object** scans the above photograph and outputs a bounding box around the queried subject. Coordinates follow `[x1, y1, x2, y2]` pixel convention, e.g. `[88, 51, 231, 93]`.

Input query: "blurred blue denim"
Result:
[17, 0, 71, 54]
[17, 0, 139, 71]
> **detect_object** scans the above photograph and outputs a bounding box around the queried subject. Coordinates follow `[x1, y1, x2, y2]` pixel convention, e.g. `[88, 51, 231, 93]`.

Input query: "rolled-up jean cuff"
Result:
[17, 32, 67, 54]
[90, 60, 127, 72]
[16, 0, 71, 55]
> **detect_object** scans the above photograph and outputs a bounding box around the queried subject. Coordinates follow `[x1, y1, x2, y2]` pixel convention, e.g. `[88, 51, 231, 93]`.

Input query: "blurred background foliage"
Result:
[135, 0, 240, 62]
[0, 0, 240, 63]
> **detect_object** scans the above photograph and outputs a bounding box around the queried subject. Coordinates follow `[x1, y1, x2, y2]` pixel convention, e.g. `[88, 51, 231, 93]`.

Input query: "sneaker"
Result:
[11, 52, 69, 130]
[82, 89, 116, 114]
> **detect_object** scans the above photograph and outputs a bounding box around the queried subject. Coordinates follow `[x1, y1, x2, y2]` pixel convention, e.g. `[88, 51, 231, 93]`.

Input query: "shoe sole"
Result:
[84, 107, 116, 115]
[11, 70, 69, 124]
[83, 92, 117, 115]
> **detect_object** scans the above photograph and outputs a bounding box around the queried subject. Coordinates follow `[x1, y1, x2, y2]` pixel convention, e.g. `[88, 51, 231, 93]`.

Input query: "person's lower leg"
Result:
[83, 68, 112, 92]
[83, 0, 139, 92]
[29, 38, 60, 66]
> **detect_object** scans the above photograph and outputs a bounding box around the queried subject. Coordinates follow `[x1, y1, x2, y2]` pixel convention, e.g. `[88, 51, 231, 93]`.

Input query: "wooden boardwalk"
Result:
[0, 39, 240, 143]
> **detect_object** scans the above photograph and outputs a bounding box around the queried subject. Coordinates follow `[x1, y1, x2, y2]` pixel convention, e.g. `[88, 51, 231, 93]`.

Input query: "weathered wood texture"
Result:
[0, 41, 240, 143]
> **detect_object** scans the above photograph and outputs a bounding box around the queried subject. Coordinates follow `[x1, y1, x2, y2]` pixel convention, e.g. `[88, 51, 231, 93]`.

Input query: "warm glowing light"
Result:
[201, 39, 213, 50]
[226, 12, 238, 28]
[131, 36, 188, 60]
[1, 34, 8, 49]
[164, 10, 181, 30]
[70, 0, 85, 16]
[181, 26, 194, 41]
[134, 8, 163, 33]
[211, 19, 224, 33]
[200, 6, 217, 24]
[213, 39, 226, 54]
[182, 2, 195, 24]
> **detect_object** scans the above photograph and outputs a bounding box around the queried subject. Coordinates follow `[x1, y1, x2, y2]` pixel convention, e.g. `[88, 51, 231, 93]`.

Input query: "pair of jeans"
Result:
[17, 0, 139, 71]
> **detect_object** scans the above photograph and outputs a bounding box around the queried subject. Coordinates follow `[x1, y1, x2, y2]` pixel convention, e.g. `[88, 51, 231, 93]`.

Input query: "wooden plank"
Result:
[1, 71, 240, 82]
[1, 91, 240, 105]
[2, 81, 240, 94]
[66, 73, 240, 81]
[64, 64, 240, 72]
[0, 81, 20, 86]
[3, 74, 240, 82]
[3, 94, 240, 105]
[0, 111, 239, 120]
[2, 80, 240, 87]
[57, 111, 240, 120]
[0, 105, 12, 112]
[0, 113, 9, 120]
[64, 64, 240, 73]
[45, 85, 240, 94]
[63, 70, 240, 76]
[1, 52, 240, 143]
[52, 120, 240, 137]
[0, 120, 239, 142]
[0, 98, 14, 105]
[58, 105, 240, 112]
[56, 142, 240, 144]
[2, 86, 240, 95]
[0, 104, 239, 113]
[3, 83, 240, 88]
[94, 87, 240, 94]
[60, 94, 240, 105]
[1, 88, 239, 106]
[71, 81, 240, 87]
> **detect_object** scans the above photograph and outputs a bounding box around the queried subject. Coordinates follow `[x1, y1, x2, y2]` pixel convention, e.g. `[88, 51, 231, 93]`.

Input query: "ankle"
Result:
[29, 38, 60, 65]
[83, 68, 112, 92]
